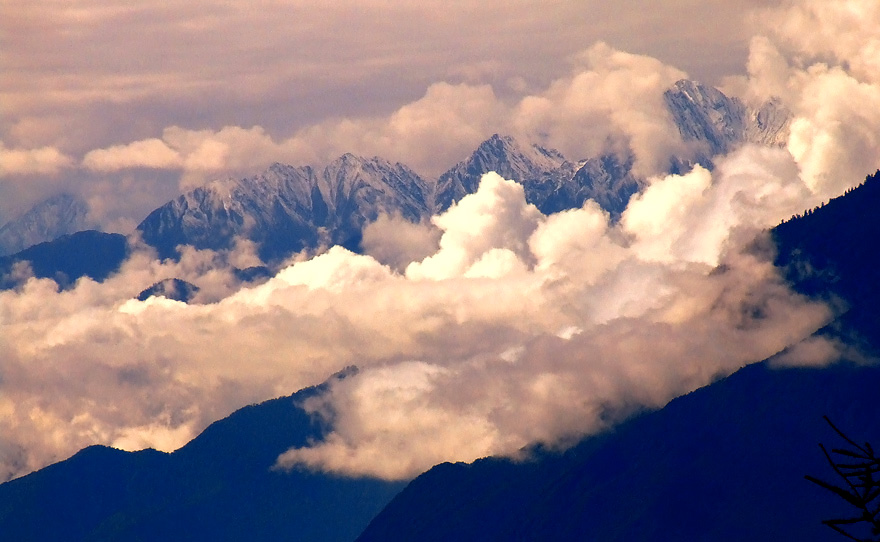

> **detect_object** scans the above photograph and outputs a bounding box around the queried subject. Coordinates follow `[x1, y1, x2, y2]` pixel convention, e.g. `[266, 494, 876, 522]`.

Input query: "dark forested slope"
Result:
[357, 171, 880, 542]
[0, 371, 405, 542]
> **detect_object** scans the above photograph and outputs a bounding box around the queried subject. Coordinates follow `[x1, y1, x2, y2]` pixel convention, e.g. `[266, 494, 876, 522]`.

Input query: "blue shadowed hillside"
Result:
[356, 171, 880, 542]
[0, 369, 405, 542]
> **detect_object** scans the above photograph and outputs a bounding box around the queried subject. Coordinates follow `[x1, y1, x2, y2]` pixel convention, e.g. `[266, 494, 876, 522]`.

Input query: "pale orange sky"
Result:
[0, 0, 776, 224]
[0, 1, 771, 152]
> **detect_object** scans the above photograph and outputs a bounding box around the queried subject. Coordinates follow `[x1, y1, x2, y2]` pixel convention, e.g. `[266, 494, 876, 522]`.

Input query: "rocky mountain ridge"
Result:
[2, 79, 790, 273]
[665, 79, 790, 165]
[137, 156, 431, 262]
[136, 79, 789, 264]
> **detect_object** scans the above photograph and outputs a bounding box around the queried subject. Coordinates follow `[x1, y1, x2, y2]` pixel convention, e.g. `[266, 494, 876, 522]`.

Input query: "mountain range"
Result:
[136, 80, 787, 264]
[1, 79, 788, 277]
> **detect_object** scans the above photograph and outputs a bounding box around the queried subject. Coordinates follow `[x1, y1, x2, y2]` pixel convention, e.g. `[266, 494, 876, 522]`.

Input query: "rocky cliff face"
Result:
[435, 134, 641, 219]
[434, 134, 573, 212]
[664, 79, 791, 169]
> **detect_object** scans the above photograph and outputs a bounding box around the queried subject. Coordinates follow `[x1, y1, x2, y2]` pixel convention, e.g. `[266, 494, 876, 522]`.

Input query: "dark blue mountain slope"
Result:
[773, 170, 880, 349]
[358, 361, 879, 542]
[0, 230, 128, 290]
[0, 371, 405, 541]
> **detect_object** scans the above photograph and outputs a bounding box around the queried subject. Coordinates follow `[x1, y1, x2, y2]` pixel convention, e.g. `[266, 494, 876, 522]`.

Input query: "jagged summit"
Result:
[472, 134, 569, 175]
[435, 133, 640, 218]
[320, 154, 430, 224]
[665, 79, 749, 157]
[434, 134, 571, 211]
[664, 79, 791, 167]
[137, 154, 430, 263]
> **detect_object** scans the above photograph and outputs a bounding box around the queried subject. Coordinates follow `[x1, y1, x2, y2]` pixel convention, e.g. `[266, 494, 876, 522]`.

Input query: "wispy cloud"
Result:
[0, 143, 72, 176]
[1, 1, 766, 155]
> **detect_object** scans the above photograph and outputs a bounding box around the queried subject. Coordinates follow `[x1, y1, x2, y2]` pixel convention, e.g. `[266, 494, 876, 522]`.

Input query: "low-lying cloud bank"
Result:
[273, 162, 835, 479]
[2, 0, 880, 482]
[0, 157, 842, 481]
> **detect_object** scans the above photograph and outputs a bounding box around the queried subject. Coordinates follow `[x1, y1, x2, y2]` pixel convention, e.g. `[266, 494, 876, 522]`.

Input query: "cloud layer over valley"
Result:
[2, 0, 880, 481]
[0, 152, 850, 480]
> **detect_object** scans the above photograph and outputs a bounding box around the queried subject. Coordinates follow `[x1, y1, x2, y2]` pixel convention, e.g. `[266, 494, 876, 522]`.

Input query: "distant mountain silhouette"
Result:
[0, 193, 94, 256]
[0, 369, 405, 541]
[0, 230, 128, 290]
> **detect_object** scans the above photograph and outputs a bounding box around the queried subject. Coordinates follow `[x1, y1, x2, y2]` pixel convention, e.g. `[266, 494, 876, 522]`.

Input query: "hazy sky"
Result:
[2, 0, 880, 482]
[0, 0, 775, 226]
[2, 1, 771, 147]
